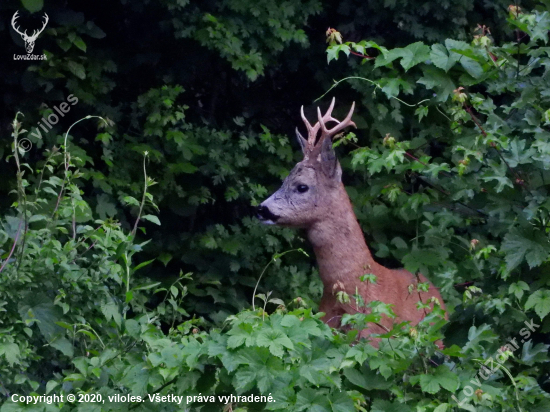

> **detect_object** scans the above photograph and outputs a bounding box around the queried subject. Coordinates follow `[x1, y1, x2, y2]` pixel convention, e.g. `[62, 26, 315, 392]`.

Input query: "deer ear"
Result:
[295, 128, 307, 154]
[319, 137, 341, 181]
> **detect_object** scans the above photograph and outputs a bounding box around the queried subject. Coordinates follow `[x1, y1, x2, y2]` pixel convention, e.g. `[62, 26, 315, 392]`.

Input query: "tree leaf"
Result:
[256, 328, 294, 357]
[399, 42, 431, 71]
[501, 227, 550, 271]
[22, 0, 44, 13]
[67, 61, 86, 80]
[430, 44, 456, 71]
[141, 215, 161, 226]
[417, 66, 456, 101]
[525, 289, 550, 320]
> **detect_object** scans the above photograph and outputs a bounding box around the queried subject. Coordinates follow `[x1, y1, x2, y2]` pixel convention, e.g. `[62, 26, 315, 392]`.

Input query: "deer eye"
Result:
[296, 184, 309, 193]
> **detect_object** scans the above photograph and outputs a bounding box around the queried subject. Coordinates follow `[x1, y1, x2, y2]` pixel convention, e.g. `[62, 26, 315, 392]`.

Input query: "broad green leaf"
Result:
[67, 61, 86, 80]
[141, 215, 161, 225]
[415, 365, 459, 394]
[399, 42, 431, 71]
[501, 227, 550, 271]
[50, 337, 74, 358]
[18, 298, 64, 340]
[256, 328, 293, 357]
[0, 343, 21, 366]
[22, 0, 44, 12]
[459, 57, 484, 79]
[73, 36, 87, 52]
[418, 66, 456, 101]
[295, 388, 331, 412]
[525, 289, 550, 320]
[509, 281, 530, 300]
[430, 44, 456, 71]
[101, 297, 122, 327]
[371, 400, 412, 412]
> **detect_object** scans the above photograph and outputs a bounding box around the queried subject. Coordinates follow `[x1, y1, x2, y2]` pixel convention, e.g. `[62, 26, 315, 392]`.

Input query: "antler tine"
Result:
[318, 101, 356, 139]
[301, 105, 320, 146]
[11, 11, 27, 37]
[324, 97, 336, 120]
[301, 98, 355, 151]
[30, 13, 48, 40]
[300, 105, 312, 133]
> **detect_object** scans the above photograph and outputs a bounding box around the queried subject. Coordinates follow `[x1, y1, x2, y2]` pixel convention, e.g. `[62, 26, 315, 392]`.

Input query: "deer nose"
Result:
[256, 205, 269, 221]
[256, 205, 279, 222]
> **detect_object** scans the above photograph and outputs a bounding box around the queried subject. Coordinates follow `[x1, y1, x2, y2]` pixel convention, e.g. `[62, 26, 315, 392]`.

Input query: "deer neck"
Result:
[306, 185, 377, 288]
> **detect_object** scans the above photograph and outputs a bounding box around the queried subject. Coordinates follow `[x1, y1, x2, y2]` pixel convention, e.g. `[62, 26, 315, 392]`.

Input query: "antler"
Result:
[28, 13, 49, 40]
[298, 97, 356, 157]
[11, 11, 27, 38]
[11, 11, 49, 40]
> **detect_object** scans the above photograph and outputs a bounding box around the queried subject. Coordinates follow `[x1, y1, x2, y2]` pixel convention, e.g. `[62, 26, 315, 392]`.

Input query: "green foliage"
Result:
[166, 0, 321, 80]
[3, 1, 550, 412]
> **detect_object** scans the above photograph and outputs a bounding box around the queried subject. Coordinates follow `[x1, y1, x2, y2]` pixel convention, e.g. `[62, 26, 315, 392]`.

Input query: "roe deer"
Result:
[256, 98, 446, 343]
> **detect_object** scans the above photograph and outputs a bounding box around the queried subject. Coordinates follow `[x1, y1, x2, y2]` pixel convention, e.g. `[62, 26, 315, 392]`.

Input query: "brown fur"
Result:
[257, 100, 446, 344]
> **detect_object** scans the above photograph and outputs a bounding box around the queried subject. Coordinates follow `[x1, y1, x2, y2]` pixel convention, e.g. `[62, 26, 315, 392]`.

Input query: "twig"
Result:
[0, 219, 22, 274]
[349, 50, 375, 60]
[315, 76, 431, 107]
[131, 153, 149, 237]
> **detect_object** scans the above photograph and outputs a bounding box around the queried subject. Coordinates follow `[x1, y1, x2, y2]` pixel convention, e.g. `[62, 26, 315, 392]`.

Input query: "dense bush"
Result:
[1, 1, 550, 411]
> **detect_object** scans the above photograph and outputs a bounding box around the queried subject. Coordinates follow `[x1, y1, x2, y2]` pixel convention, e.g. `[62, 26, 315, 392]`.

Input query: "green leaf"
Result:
[509, 281, 530, 300]
[375, 48, 405, 68]
[73, 36, 87, 52]
[525, 289, 550, 320]
[295, 388, 331, 412]
[67, 61, 86, 80]
[417, 66, 456, 102]
[430, 44, 456, 71]
[141, 215, 161, 226]
[158, 252, 172, 266]
[233, 369, 256, 393]
[50, 337, 74, 358]
[501, 227, 550, 271]
[328, 391, 354, 412]
[381, 78, 412, 98]
[415, 366, 459, 394]
[375, 42, 430, 71]
[344, 366, 392, 390]
[101, 297, 122, 327]
[256, 328, 294, 357]
[371, 400, 412, 412]
[96, 194, 117, 219]
[120, 363, 150, 396]
[133, 258, 155, 272]
[21, 0, 44, 13]
[399, 42, 431, 71]
[0, 343, 21, 366]
[18, 298, 64, 340]
[28, 214, 47, 223]
[402, 248, 445, 274]
[46, 380, 59, 394]
[227, 323, 255, 348]
[123, 196, 140, 206]
[414, 105, 429, 122]
[169, 162, 198, 174]
[459, 57, 484, 79]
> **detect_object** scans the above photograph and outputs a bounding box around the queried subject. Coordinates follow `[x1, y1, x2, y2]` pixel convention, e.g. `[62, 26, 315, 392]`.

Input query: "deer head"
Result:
[257, 98, 356, 227]
[11, 11, 49, 54]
